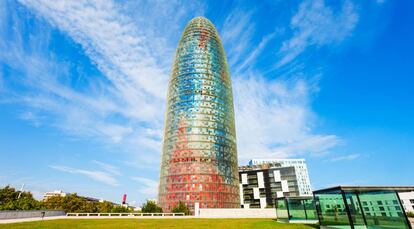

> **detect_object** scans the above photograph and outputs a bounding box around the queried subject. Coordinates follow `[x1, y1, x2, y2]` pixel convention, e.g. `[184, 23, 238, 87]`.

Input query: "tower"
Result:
[158, 17, 240, 213]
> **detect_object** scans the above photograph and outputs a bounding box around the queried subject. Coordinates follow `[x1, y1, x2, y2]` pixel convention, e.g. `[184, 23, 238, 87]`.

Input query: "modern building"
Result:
[399, 191, 414, 213]
[249, 159, 312, 196]
[239, 162, 309, 209]
[158, 17, 239, 213]
[313, 186, 414, 229]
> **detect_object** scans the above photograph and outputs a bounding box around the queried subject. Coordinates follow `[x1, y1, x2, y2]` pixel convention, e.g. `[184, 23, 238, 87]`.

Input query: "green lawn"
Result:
[0, 218, 318, 229]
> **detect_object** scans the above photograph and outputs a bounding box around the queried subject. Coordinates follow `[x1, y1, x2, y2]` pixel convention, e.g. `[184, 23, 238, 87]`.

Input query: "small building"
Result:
[43, 190, 67, 200]
[313, 186, 414, 229]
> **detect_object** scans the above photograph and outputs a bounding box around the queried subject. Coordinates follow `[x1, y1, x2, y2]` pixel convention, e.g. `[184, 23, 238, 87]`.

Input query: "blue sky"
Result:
[1, 0, 413, 206]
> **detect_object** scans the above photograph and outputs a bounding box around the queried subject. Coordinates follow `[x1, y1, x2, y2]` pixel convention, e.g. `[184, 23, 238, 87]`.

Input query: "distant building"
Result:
[43, 190, 117, 205]
[399, 191, 414, 213]
[249, 159, 312, 196]
[43, 190, 67, 200]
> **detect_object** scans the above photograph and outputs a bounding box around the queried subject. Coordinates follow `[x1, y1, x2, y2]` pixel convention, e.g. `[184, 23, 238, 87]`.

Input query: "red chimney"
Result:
[122, 194, 127, 204]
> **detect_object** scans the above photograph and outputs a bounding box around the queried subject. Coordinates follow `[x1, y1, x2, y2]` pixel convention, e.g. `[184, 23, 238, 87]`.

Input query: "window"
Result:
[393, 200, 399, 205]
[362, 201, 368, 206]
[377, 201, 383, 205]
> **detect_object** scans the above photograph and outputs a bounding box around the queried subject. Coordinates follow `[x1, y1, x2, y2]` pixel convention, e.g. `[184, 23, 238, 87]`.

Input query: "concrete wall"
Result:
[198, 208, 276, 218]
[0, 210, 65, 219]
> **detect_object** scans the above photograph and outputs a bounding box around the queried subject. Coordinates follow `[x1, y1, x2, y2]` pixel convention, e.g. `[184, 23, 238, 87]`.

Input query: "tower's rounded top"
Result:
[187, 16, 214, 26]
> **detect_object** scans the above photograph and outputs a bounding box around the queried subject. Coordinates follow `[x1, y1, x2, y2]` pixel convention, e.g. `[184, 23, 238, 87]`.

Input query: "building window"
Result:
[362, 201, 368, 206]
[393, 200, 399, 205]
[377, 201, 383, 205]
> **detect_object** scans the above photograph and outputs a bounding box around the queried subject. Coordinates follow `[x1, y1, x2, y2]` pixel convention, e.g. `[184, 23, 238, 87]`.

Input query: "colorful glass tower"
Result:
[158, 17, 240, 212]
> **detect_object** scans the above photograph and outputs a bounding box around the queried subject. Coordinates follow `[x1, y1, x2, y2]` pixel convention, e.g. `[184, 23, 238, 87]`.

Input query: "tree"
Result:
[141, 200, 163, 213]
[1, 185, 131, 213]
[98, 201, 114, 213]
[0, 185, 41, 210]
[171, 201, 190, 215]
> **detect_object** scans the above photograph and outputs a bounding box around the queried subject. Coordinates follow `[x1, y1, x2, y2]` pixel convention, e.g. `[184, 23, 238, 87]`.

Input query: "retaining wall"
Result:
[0, 210, 65, 219]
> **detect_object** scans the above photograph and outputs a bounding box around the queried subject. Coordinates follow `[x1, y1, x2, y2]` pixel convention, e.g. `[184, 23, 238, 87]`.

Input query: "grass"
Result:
[0, 218, 319, 229]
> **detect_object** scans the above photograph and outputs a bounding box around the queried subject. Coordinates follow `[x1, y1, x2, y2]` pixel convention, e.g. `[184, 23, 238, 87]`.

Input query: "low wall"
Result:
[0, 210, 65, 220]
[198, 208, 276, 218]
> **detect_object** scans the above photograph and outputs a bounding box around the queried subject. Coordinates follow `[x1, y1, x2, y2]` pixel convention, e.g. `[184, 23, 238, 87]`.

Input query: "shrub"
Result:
[171, 201, 190, 215]
[407, 211, 414, 218]
[141, 200, 163, 213]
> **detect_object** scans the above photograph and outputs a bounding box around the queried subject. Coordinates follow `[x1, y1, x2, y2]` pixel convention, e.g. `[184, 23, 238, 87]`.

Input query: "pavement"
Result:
[0, 216, 67, 224]
[0, 216, 196, 224]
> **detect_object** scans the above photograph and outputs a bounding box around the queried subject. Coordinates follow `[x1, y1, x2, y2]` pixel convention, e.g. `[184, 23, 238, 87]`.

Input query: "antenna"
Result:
[17, 184, 25, 199]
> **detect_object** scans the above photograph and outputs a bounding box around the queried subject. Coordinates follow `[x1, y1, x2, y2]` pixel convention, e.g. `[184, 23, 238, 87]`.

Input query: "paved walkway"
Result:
[0, 216, 196, 224]
[0, 216, 66, 224]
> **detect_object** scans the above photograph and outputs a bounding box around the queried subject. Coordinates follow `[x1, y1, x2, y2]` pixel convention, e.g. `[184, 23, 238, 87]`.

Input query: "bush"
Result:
[407, 211, 414, 218]
[141, 200, 163, 213]
[171, 201, 190, 215]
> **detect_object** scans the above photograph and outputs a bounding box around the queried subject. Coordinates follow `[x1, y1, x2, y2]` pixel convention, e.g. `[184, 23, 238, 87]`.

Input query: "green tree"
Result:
[0, 185, 41, 210]
[97, 201, 113, 212]
[141, 200, 163, 213]
[171, 201, 190, 215]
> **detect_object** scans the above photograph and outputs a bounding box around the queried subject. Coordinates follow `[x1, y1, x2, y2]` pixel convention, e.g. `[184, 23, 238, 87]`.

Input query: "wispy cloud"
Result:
[233, 73, 341, 161]
[330, 154, 360, 162]
[1, 0, 359, 170]
[50, 165, 119, 186]
[277, 0, 359, 67]
[221, 9, 256, 70]
[92, 160, 121, 176]
[1, 0, 204, 165]
[130, 176, 158, 197]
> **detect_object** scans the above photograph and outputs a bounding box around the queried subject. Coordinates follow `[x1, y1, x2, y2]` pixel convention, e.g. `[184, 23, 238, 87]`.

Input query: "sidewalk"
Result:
[0, 216, 66, 224]
[0, 216, 196, 224]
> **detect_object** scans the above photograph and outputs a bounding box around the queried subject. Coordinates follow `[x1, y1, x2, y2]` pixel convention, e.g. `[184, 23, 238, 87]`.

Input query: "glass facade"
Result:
[158, 17, 239, 213]
[275, 197, 317, 222]
[314, 187, 411, 229]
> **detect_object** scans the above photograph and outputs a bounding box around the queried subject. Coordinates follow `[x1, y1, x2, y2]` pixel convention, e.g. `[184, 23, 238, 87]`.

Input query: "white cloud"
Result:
[221, 9, 256, 70]
[277, 0, 359, 67]
[131, 176, 158, 197]
[330, 154, 360, 162]
[1, 0, 357, 171]
[233, 73, 341, 161]
[50, 165, 119, 186]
